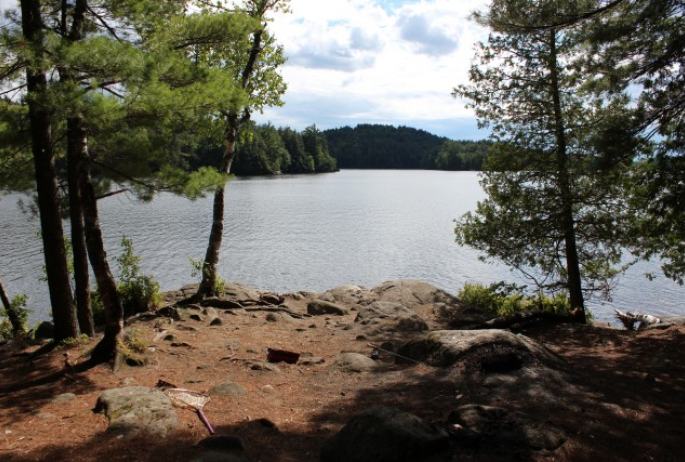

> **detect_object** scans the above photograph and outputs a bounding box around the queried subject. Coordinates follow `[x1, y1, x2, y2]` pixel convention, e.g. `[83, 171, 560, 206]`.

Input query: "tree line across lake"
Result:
[190, 123, 491, 175]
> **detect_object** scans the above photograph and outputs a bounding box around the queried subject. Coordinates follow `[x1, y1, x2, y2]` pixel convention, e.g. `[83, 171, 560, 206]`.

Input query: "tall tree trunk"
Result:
[63, 0, 94, 336]
[20, 0, 78, 341]
[0, 270, 26, 335]
[67, 120, 94, 336]
[549, 28, 585, 322]
[196, 125, 238, 298]
[194, 27, 265, 300]
[78, 147, 124, 364]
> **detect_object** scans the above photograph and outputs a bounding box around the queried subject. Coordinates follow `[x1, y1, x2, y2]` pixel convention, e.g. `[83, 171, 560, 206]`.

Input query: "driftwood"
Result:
[614, 309, 662, 330]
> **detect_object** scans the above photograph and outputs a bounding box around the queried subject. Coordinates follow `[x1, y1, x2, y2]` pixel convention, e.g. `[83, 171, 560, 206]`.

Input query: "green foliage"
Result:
[119, 328, 149, 366]
[116, 237, 161, 317]
[458, 282, 575, 318]
[189, 257, 226, 296]
[0, 294, 30, 340]
[453, 0, 636, 309]
[323, 124, 489, 170]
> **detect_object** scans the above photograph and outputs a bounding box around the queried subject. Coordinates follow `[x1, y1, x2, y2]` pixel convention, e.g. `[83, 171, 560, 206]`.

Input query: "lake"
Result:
[1, 170, 683, 325]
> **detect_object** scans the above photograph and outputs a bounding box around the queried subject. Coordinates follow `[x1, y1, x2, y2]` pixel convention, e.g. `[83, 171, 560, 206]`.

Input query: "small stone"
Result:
[331, 353, 378, 372]
[170, 342, 192, 348]
[261, 385, 276, 394]
[121, 378, 136, 386]
[300, 357, 325, 366]
[189, 314, 204, 322]
[209, 317, 223, 326]
[265, 313, 279, 322]
[250, 362, 281, 372]
[210, 382, 247, 398]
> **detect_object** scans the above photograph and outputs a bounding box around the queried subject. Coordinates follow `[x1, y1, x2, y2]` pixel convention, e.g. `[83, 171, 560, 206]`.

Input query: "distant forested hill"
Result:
[323, 124, 490, 170]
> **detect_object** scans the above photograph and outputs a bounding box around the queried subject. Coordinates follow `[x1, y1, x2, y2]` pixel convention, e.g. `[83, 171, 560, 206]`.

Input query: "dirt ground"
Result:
[1, 291, 684, 462]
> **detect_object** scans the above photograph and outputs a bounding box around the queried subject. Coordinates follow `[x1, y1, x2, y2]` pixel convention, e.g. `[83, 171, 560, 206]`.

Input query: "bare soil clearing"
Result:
[1, 285, 684, 462]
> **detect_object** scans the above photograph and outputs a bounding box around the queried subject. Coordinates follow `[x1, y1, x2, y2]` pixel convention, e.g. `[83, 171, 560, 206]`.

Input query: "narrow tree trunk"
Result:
[67, 119, 94, 336]
[0, 271, 26, 335]
[20, 0, 78, 341]
[63, 0, 94, 337]
[548, 28, 585, 322]
[81, 166, 124, 364]
[196, 127, 238, 298]
[73, 126, 124, 364]
[194, 27, 265, 300]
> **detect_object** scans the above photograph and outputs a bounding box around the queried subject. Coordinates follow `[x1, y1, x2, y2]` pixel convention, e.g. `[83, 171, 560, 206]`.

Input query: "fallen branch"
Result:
[614, 309, 662, 330]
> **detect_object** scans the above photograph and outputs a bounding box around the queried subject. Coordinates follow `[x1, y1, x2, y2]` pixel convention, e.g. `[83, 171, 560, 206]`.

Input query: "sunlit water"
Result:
[1, 170, 683, 325]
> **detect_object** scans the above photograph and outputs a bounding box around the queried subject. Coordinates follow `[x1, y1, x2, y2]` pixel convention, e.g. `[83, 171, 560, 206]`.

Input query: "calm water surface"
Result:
[1, 170, 683, 324]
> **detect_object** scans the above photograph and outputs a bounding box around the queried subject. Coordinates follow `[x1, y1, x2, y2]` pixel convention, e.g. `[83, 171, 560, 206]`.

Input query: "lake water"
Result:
[1, 170, 683, 325]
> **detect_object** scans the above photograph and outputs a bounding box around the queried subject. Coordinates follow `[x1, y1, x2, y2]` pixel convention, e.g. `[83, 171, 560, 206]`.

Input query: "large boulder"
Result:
[317, 285, 378, 306]
[354, 302, 428, 332]
[95, 387, 178, 437]
[320, 406, 450, 462]
[372, 280, 459, 307]
[396, 330, 563, 369]
[448, 405, 567, 454]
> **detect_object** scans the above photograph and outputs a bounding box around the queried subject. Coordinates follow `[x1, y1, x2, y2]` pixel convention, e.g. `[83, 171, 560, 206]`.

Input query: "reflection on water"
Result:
[1, 170, 682, 324]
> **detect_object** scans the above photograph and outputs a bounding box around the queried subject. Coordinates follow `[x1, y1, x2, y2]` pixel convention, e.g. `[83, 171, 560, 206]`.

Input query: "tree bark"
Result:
[67, 119, 94, 336]
[20, 0, 78, 341]
[194, 26, 266, 300]
[80, 160, 124, 364]
[0, 271, 26, 335]
[195, 126, 237, 298]
[63, 0, 94, 337]
[548, 28, 585, 322]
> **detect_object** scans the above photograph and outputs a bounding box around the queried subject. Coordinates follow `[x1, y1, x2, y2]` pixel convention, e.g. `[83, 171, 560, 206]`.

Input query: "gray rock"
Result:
[203, 307, 220, 318]
[210, 382, 247, 398]
[95, 387, 178, 437]
[354, 302, 428, 332]
[331, 353, 378, 372]
[156, 306, 182, 320]
[320, 406, 450, 462]
[396, 330, 563, 369]
[448, 405, 567, 453]
[249, 362, 281, 372]
[299, 356, 325, 366]
[317, 285, 378, 306]
[261, 292, 284, 305]
[34, 321, 54, 340]
[307, 300, 348, 316]
[372, 280, 459, 307]
[260, 385, 276, 394]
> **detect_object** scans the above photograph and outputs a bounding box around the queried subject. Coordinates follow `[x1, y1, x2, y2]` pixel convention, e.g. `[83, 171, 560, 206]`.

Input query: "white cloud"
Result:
[258, 0, 490, 139]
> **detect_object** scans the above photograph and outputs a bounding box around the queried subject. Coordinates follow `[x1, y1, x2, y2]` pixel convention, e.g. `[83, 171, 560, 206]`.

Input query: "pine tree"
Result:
[454, 0, 638, 321]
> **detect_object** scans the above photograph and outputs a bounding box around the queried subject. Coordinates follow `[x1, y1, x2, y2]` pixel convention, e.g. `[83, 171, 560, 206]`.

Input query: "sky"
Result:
[0, 0, 491, 140]
[257, 0, 490, 139]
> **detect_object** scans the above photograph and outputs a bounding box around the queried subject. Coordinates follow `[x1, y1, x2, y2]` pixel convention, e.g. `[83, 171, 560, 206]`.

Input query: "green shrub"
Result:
[0, 294, 30, 340]
[458, 282, 575, 318]
[189, 257, 226, 296]
[116, 237, 161, 318]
